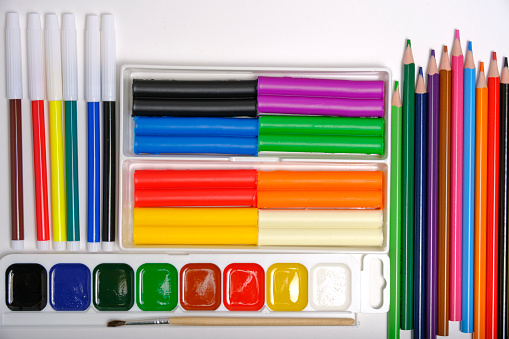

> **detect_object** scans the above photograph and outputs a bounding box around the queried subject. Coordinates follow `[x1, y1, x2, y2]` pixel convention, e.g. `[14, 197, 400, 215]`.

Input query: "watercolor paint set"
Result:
[0, 253, 388, 327]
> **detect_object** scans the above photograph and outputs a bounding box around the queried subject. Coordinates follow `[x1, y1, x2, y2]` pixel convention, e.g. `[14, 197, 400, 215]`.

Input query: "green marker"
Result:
[62, 14, 80, 250]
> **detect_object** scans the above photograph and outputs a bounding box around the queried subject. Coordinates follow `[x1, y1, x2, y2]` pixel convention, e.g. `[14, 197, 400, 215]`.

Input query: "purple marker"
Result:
[258, 76, 385, 99]
[257, 95, 384, 117]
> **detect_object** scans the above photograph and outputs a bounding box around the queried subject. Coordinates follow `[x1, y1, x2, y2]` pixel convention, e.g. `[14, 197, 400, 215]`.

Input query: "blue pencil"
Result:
[414, 67, 428, 339]
[85, 16, 101, 252]
[461, 41, 475, 333]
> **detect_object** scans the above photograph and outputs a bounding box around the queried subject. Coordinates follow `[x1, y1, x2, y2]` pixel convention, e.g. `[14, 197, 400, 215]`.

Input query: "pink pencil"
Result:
[450, 29, 464, 321]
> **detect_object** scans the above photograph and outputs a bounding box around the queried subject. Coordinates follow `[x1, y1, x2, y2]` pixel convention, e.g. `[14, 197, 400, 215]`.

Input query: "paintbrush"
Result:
[107, 317, 355, 327]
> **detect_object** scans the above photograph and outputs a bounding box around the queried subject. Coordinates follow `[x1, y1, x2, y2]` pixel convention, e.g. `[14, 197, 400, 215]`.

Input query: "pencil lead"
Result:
[504, 57, 508, 68]
[419, 67, 423, 76]
[444, 45, 448, 53]
[455, 29, 460, 41]
[480, 62, 484, 72]
[468, 41, 472, 51]
[431, 49, 435, 57]
[394, 81, 399, 91]
[493, 51, 497, 60]
[407, 39, 411, 47]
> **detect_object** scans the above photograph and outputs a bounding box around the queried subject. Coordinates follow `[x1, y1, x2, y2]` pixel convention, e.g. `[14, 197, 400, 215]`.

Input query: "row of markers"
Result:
[132, 169, 384, 246]
[132, 77, 385, 155]
[6, 13, 117, 252]
[389, 31, 509, 339]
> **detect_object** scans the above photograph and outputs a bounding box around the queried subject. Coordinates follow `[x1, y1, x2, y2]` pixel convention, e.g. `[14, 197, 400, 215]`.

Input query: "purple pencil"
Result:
[257, 95, 384, 117]
[426, 50, 440, 338]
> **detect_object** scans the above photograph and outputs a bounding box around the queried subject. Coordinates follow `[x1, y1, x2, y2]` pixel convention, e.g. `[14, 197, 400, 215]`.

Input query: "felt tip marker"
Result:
[101, 14, 116, 251]
[6, 12, 24, 250]
[27, 13, 50, 250]
[45, 13, 67, 251]
[85, 15, 101, 252]
[62, 13, 80, 251]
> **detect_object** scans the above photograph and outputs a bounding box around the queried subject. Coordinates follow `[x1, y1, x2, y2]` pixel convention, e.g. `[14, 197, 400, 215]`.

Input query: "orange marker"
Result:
[257, 171, 383, 191]
[474, 62, 488, 339]
[256, 190, 383, 209]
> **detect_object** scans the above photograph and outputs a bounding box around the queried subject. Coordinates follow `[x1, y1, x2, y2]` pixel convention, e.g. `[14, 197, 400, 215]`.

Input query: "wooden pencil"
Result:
[437, 45, 452, 337]
[388, 81, 403, 339]
[401, 39, 416, 330]
[414, 67, 427, 339]
[474, 62, 488, 339]
[486, 51, 500, 339]
[498, 57, 509, 339]
[461, 41, 476, 334]
[450, 29, 464, 321]
[426, 50, 439, 339]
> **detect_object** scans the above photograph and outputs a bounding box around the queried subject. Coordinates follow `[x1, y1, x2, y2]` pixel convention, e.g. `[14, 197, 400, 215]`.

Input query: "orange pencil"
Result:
[256, 190, 383, 209]
[257, 171, 383, 191]
[474, 62, 488, 339]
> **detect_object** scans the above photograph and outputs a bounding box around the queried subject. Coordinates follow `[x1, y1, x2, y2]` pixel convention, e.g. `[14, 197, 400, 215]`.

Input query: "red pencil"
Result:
[486, 52, 500, 339]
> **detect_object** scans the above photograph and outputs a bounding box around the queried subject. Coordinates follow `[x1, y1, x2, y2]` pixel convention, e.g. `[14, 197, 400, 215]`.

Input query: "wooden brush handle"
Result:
[167, 317, 355, 326]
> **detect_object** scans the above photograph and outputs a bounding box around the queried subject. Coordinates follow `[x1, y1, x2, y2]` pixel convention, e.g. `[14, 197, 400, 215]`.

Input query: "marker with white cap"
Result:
[86, 15, 101, 252]
[6, 12, 24, 250]
[101, 14, 116, 252]
[62, 13, 80, 251]
[27, 13, 51, 250]
[45, 13, 67, 251]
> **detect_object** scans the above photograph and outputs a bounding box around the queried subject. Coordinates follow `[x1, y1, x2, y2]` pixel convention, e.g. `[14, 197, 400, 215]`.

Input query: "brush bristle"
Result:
[107, 320, 126, 327]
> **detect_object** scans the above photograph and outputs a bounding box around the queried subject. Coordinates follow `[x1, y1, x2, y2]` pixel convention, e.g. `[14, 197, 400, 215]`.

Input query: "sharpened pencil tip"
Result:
[431, 49, 435, 57]
[493, 52, 497, 60]
[407, 39, 411, 47]
[468, 41, 472, 51]
[455, 29, 460, 41]
[394, 81, 399, 91]
[418, 67, 423, 76]
[504, 57, 508, 68]
[480, 62, 484, 72]
[444, 46, 448, 53]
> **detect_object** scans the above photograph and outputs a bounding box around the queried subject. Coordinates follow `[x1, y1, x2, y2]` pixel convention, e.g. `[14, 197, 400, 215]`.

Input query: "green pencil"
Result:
[388, 81, 403, 338]
[401, 39, 415, 330]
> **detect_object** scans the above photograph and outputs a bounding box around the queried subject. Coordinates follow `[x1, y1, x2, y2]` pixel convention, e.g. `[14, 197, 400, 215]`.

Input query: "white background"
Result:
[1, 0, 509, 338]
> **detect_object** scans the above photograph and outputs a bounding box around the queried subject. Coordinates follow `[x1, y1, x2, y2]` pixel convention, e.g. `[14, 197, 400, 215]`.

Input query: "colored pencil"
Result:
[6, 13, 24, 250]
[437, 45, 451, 337]
[85, 15, 101, 252]
[414, 67, 427, 339]
[450, 29, 464, 320]
[388, 81, 403, 339]
[101, 15, 116, 251]
[426, 51, 439, 339]
[461, 41, 476, 334]
[45, 14, 67, 251]
[62, 14, 80, 251]
[498, 57, 509, 339]
[27, 13, 50, 250]
[401, 39, 416, 330]
[474, 62, 488, 339]
[486, 51, 500, 339]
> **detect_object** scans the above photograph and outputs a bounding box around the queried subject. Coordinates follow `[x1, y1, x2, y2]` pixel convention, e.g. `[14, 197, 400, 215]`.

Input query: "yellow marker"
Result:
[49, 101, 66, 244]
[45, 14, 66, 250]
[266, 263, 308, 311]
[133, 226, 258, 245]
[134, 207, 258, 227]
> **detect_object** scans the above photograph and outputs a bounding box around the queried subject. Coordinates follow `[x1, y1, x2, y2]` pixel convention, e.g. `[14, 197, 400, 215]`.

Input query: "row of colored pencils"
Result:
[389, 30, 509, 339]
